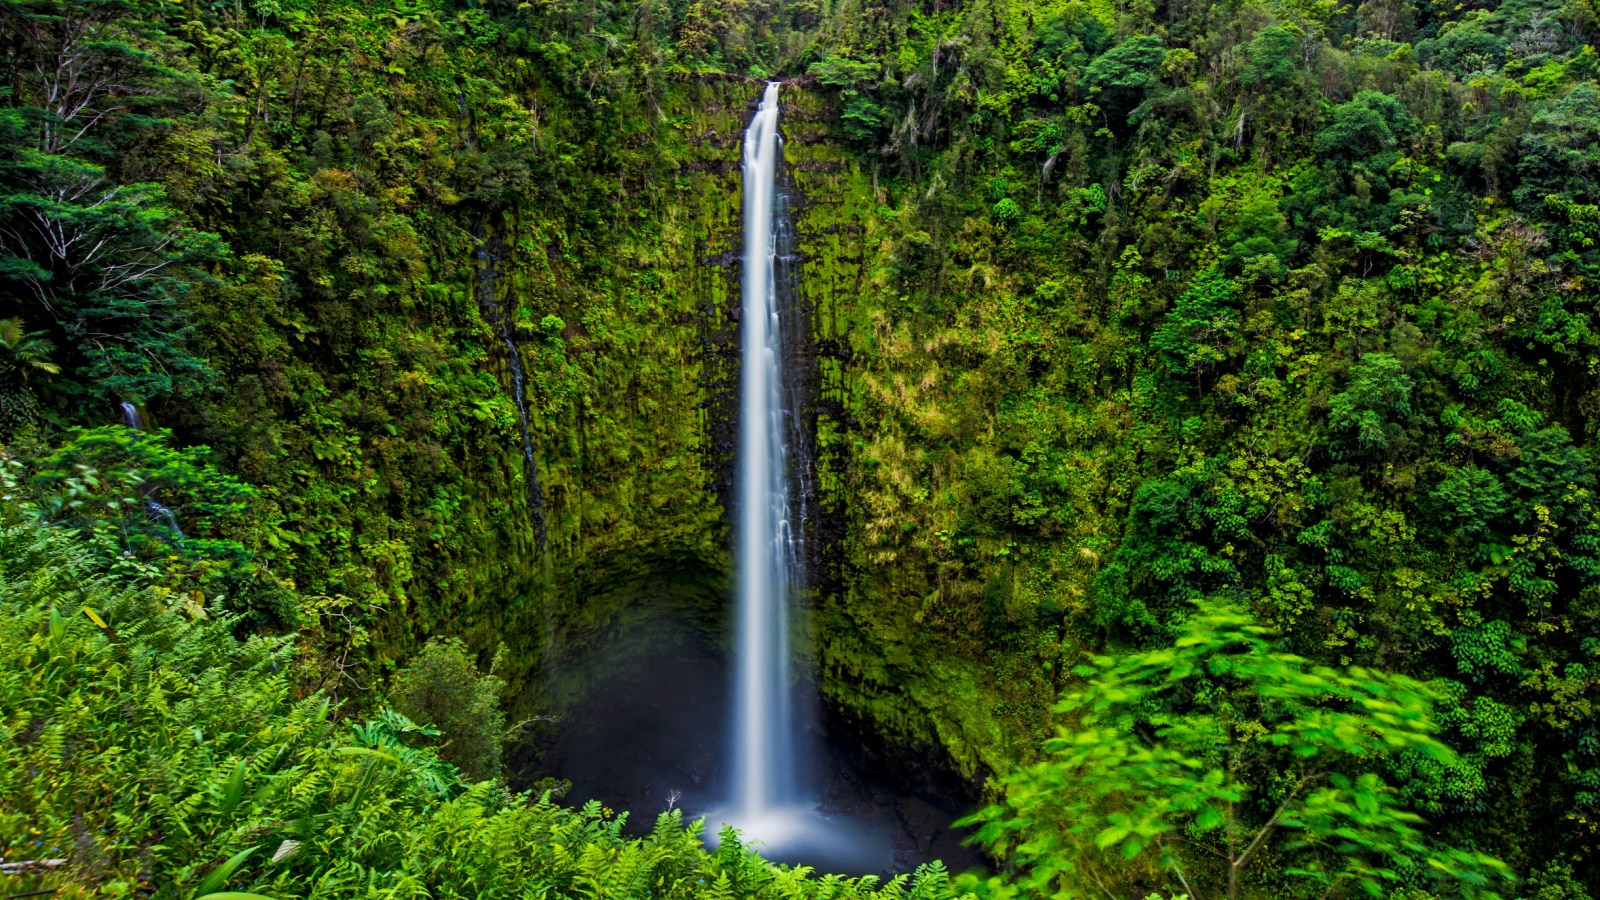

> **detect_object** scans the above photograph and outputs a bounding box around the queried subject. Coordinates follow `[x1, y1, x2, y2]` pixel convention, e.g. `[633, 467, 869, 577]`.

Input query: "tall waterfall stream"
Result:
[730, 80, 800, 820]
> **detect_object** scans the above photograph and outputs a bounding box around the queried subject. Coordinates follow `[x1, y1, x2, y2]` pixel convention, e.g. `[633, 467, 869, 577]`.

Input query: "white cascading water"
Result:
[732, 81, 798, 818]
[119, 401, 144, 431]
[708, 83, 890, 871]
[118, 401, 185, 539]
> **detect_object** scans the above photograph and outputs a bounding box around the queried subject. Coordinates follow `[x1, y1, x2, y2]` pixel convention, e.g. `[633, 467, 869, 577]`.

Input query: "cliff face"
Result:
[781, 85, 1058, 780]
[505, 78, 1076, 789]
[436, 76, 1037, 786]
[466, 76, 1007, 775]
[0, 0, 1120, 786]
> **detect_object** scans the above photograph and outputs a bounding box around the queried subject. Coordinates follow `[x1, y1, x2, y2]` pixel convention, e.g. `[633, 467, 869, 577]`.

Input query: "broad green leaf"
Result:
[221, 759, 246, 815]
[193, 847, 256, 897]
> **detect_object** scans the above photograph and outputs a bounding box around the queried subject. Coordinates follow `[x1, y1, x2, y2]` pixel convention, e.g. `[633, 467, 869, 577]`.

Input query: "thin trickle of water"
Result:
[731, 81, 799, 817]
[119, 401, 144, 431]
[474, 220, 548, 551]
[118, 401, 184, 539]
[145, 501, 184, 539]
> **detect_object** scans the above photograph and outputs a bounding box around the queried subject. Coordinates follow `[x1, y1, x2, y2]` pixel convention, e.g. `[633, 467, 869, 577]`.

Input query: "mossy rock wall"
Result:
[438, 77, 1021, 786]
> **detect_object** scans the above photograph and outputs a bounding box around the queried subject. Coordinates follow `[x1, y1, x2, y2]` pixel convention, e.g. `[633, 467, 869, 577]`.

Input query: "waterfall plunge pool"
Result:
[510, 602, 987, 879]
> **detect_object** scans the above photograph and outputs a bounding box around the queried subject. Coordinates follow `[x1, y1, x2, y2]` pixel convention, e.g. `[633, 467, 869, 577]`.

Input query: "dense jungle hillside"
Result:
[4, 0, 1600, 896]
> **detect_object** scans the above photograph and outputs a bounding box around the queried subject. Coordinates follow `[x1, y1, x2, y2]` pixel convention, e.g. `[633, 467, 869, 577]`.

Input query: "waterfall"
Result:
[118, 401, 184, 540]
[731, 82, 800, 818]
[474, 218, 548, 551]
[698, 85, 892, 872]
[119, 401, 144, 432]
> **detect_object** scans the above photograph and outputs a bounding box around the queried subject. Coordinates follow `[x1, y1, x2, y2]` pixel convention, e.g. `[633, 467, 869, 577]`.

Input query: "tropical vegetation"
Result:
[4, 0, 1600, 895]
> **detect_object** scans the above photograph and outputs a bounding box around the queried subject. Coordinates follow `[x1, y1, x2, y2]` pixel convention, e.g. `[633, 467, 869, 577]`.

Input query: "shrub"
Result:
[393, 637, 508, 783]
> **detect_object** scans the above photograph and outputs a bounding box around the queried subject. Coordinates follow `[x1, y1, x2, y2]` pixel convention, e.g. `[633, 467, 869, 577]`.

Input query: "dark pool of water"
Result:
[510, 614, 988, 879]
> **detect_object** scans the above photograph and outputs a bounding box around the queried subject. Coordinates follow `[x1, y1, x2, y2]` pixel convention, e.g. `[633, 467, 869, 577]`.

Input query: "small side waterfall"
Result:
[119, 401, 145, 432]
[731, 81, 799, 817]
[474, 219, 549, 551]
[118, 401, 184, 540]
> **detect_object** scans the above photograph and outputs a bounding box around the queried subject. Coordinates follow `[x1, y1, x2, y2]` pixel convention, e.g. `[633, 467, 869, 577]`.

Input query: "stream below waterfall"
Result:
[516, 608, 988, 878]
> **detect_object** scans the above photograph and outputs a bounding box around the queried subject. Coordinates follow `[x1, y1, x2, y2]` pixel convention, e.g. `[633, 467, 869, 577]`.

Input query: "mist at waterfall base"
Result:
[525, 609, 986, 877]
[523, 85, 985, 878]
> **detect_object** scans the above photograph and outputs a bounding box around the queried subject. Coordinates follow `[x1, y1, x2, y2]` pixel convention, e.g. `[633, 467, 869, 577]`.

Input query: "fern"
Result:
[2, 516, 985, 900]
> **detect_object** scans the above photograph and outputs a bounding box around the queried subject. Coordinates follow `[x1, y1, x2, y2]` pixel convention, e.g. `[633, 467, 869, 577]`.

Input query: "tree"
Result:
[808, 54, 887, 145]
[1514, 85, 1600, 260]
[1314, 91, 1411, 164]
[675, 0, 751, 64]
[0, 0, 171, 156]
[963, 602, 1513, 899]
[1327, 352, 1414, 455]
[392, 637, 508, 783]
[0, 113, 221, 403]
[0, 2, 222, 405]
[1084, 35, 1167, 95]
[1150, 268, 1239, 385]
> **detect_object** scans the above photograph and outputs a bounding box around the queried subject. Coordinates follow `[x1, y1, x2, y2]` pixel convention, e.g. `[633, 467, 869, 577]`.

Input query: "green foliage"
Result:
[6, 0, 1600, 893]
[1450, 620, 1524, 682]
[1328, 354, 1415, 454]
[0, 514, 972, 899]
[0, 0, 228, 408]
[1314, 93, 1412, 164]
[1084, 36, 1168, 97]
[1516, 85, 1600, 261]
[0, 315, 59, 434]
[1430, 466, 1508, 539]
[809, 54, 888, 144]
[0, 316, 59, 380]
[28, 426, 255, 552]
[1151, 270, 1240, 382]
[0, 140, 222, 403]
[7, 425, 291, 627]
[991, 198, 1023, 226]
[1205, 174, 1296, 280]
[1237, 27, 1302, 89]
[964, 602, 1513, 899]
